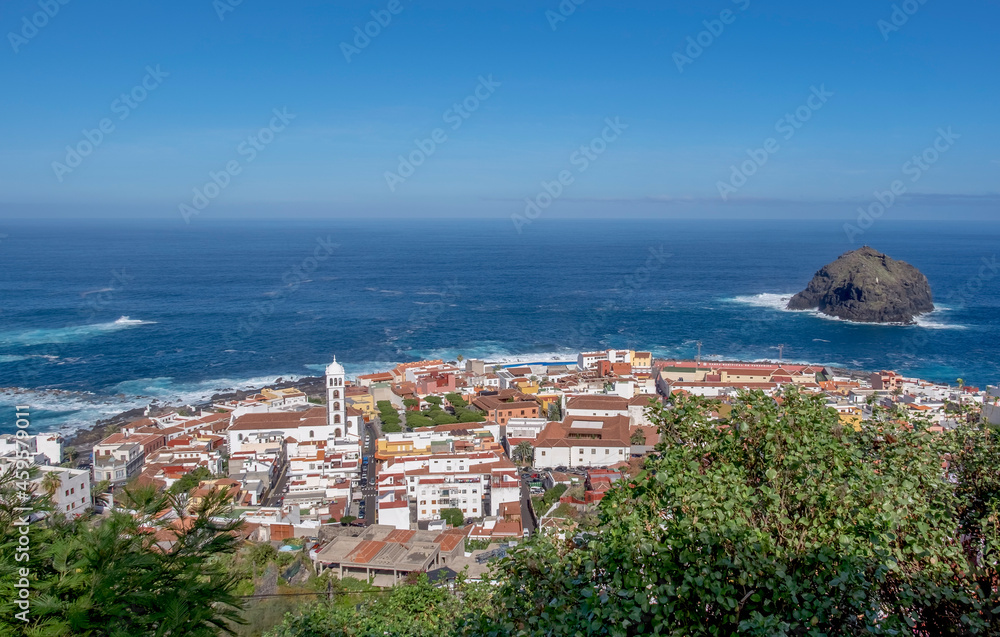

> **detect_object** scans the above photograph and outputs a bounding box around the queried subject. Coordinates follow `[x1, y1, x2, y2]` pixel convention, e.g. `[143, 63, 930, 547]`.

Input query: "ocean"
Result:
[1, 218, 997, 435]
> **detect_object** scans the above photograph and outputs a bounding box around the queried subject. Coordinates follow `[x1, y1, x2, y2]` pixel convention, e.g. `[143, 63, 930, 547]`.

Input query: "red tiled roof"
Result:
[566, 395, 629, 411]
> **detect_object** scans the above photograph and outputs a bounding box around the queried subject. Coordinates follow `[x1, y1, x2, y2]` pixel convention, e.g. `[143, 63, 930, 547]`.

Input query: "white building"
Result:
[376, 451, 520, 526]
[0, 459, 93, 518]
[0, 433, 63, 465]
[983, 386, 1000, 425]
[505, 418, 549, 443]
[533, 416, 631, 469]
[42, 466, 91, 517]
[228, 407, 333, 454]
[577, 351, 608, 370]
[564, 395, 630, 419]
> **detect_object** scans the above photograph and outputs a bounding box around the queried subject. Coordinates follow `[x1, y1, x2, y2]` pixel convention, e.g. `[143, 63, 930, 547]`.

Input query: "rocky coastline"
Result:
[787, 247, 934, 324]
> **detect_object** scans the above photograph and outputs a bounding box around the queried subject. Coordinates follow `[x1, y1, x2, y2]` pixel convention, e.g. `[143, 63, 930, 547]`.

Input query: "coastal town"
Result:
[3, 350, 998, 586]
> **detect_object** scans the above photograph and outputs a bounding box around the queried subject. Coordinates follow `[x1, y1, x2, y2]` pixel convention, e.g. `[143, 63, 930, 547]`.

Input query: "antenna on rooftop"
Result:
[696, 341, 702, 368]
[777, 344, 785, 365]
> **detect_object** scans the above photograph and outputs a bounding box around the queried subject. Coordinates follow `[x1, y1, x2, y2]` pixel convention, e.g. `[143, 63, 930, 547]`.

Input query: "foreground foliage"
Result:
[0, 476, 245, 636]
[272, 389, 1000, 636]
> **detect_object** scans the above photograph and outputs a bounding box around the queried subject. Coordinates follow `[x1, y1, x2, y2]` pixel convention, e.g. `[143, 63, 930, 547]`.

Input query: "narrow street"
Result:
[520, 476, 537, 535]
[263, 463, 289, 507]
[359, 422, 378, 525]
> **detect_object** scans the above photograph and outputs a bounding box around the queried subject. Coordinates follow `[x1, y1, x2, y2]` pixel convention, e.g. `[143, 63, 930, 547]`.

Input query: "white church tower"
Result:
[326, 356, 347, 437]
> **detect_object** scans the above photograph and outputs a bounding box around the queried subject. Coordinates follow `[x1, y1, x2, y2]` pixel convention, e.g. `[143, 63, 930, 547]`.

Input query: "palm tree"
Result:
[30, 483, 247, 635]
[41, 470, 62, 498]
[512, 441, 534, 466]
[630, 428, 647, 446]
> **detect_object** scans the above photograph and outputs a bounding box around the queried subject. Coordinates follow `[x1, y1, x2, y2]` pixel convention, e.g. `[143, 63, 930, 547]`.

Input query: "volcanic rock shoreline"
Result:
[787, 247, 934, 324]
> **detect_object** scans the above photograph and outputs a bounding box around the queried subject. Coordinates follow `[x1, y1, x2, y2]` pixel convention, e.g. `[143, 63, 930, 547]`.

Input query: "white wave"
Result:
[0, 387, 151, 435]
[913, 314, 967, 330]
[729, 294, 966, 330]
[729, 293, 796, 311]
[108, 374, 303, 404]
[0, 354, 59, 364]
[0, 316, 155, 347]
[0, 372, 306, 435]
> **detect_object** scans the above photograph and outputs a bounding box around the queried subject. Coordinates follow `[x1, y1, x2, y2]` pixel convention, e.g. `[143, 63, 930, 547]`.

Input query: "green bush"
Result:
[406, 414, 434, 428]
[465, 537, 492, 552]
[432, 412, 458, 425]
[440, 507, 464, 528]
[532, 483, 567, 515]
[456, 409, 486, 423]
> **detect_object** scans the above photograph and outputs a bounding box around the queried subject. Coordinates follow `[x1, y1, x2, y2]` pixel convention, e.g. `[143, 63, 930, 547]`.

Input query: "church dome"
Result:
[325, 356, 345, 376]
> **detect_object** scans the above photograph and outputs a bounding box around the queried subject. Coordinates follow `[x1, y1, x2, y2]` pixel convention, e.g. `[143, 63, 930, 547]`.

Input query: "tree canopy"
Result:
[269, 388, 1000, 636]
[1, 474, 246, 636]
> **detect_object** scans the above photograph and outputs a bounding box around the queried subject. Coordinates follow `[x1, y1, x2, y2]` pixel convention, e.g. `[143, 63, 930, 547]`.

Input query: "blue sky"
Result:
[0, 0, 997, 219]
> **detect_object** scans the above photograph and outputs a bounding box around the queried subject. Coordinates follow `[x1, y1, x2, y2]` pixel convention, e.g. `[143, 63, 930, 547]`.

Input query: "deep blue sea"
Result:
[1, 218, 997, 434]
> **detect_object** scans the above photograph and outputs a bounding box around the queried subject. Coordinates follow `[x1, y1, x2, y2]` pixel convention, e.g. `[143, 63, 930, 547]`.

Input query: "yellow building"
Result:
[838, 407, 863, 432]
[513, 379, 540, 395]
[534, 394, 561, 415]
[346, 393, 377, 421]
[632, 351, 652, 371]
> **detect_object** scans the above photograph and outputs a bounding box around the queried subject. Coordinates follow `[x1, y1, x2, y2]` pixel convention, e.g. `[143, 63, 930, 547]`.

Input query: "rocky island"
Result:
[787, 246, 934, 324]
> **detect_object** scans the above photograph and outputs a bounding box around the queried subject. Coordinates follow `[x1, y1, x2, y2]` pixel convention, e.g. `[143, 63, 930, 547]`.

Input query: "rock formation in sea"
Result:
[786, 246, 934, 324]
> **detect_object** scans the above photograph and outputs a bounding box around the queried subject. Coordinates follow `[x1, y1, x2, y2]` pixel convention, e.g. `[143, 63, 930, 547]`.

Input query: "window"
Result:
[473, 508, 478, 513]
[420, 500, 426, 505]
[310, 430, 315, 438]
[592, 449, 596, 454]
[71, 488, 75, 494]
[605, 449, 609, 455]
[422, 510, 427, 515]
[334, 415, 341, 424]
[334, 402, 340, 410]
[64, 490, 69, 496]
